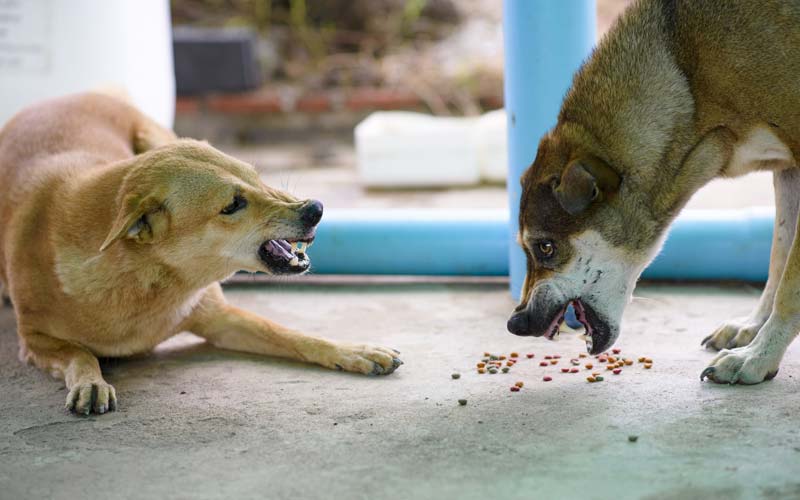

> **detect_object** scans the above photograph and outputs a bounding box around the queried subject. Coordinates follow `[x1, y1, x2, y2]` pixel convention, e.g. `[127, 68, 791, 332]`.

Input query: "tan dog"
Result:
[507, 0, 800, 384]
[0, 92, 402, 415]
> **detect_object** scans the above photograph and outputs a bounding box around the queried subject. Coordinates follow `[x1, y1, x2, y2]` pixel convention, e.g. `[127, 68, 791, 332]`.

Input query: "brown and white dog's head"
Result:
[99, 140, 322, 282]
[507, 130, 665, 354]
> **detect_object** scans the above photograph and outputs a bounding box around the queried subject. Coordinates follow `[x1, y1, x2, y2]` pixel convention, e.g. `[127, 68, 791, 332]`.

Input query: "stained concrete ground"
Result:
[1, 282, 799, 500]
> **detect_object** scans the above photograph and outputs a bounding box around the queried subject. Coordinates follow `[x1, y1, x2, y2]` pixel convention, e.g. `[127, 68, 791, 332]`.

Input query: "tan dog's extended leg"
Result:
[702, 168, 800, 350]
[182, 284, 402, 375]
[19, 329, 117, 414]
[702, 179, 800, 383]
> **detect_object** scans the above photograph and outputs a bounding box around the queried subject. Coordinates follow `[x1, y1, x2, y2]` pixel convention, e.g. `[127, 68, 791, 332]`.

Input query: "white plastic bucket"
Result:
[0, 0, 175, 128]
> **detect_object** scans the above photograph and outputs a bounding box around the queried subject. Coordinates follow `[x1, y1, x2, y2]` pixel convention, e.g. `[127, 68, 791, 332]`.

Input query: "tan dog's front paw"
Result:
[700, 346, 780, 385]
[65, 380, 118, 415]
[321, 344, 403, 376]
[701, 316, 763, 350]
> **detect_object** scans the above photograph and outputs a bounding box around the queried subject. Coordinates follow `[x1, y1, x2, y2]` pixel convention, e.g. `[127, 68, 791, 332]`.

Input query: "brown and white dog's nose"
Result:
[300, 199, 323, 227]
[507, 310, 530, 336]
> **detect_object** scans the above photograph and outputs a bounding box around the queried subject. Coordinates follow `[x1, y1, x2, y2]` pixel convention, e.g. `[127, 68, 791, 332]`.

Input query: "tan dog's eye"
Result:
[220, 195, 247, 215]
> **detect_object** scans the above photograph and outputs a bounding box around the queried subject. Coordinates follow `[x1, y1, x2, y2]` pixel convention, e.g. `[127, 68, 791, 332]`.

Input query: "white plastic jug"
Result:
[0, 0, 175, 128]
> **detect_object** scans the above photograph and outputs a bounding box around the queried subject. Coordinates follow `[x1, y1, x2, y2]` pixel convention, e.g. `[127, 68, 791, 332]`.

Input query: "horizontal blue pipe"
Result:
[309, 208, 774, 282]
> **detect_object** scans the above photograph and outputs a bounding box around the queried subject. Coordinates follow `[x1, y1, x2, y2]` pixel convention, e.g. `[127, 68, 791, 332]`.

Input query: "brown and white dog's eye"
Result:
[534, 240, 556, 260]
[220, 194, 247, 215]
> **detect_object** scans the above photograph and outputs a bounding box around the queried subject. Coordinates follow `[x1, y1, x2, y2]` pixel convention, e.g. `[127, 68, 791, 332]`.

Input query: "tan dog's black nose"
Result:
[507, 311, 530, 336]
[301, 200, 323, 227]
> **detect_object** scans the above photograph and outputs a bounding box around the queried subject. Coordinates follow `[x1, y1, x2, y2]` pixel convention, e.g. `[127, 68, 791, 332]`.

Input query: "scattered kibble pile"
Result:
[458, 347, 654, 394]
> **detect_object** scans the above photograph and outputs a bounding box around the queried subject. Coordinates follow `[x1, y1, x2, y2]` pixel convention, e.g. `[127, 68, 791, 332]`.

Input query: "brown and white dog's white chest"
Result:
[723, 125, 796, 177]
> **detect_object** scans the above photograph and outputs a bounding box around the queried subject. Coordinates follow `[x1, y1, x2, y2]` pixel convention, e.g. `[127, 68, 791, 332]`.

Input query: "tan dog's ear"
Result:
[100, 194, 168, 252]
[553, 157, 620, 215]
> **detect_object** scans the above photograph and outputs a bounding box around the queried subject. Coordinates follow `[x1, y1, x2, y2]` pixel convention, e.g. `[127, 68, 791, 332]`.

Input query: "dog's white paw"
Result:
[701, 316, 764, 351]
[321, 344, 403, 376]
[65, 380, 118, 415]
[700, 345, 780, 385]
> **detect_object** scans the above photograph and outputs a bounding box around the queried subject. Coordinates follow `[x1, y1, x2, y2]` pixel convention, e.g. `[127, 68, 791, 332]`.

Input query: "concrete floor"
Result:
[1, 282, 798, 500]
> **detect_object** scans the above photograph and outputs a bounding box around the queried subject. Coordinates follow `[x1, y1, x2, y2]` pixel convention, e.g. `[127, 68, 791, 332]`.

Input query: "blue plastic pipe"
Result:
[307, 208, 774, 282]
[503, 0, 597, 300]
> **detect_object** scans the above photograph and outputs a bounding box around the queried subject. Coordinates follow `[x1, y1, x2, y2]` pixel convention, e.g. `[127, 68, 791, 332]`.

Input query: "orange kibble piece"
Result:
[506, 361, 514, 367]
[499, 355, 507, 360]
[477, 362, 486, 368]
[645, 358, 653, 364]
[484, 352, 491, 357]
[587, 376, 596, 383]
[638, 357, 646, 363]
[585, 363, 593, 369]
[606, 365, 614, 371]
[579, 353, 588, 358]
[510, 352, 519, 358]
[607, 356, 616, 363]
[515, 381, 524, 388]
[478, 368, 486, 374]
[550, 359, 558, 365]
[624, 359, 634, 366]
[644, 363, 653, 369]
[592, 372, 600, 377]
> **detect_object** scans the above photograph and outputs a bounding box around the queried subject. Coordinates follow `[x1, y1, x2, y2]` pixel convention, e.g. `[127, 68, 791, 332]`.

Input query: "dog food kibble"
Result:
[550, 359, 558, 365]
[451, 373, 461, 379]
[553, 354, 562, 359]
[506, 361, 514, 367]
[502, 367, 510, 373]
[595, 376, 604, 382]
[478, 368, 486, 374]
[613, 369, 622, 375]
[515, 381, 524, 388]
[539, 361, 549, 367]
[624, 359, 634, 366]
[544, 355, 552, 360]
[592, 372, 601, 377]
[499, 355, 507, 360]
[510, 386, 520, 392]
[628, 435, 639, 443]
[510, 352, 519, 358]
[570, 358, 581, 366]
[543, 376, 552, 382]
[644, 358, 653, 364]
[526, 353, 535, 359]
[606, 365, 615, 371]
[644, 363, 653, 369]
[585, 363, 593, 369]
[490, 355, 499, 360]
[489, 368, 498, 374]
[458, 399, 468, 406]
[638, 357, 646, 363]
[587, 376, 596, 383]
[561, 368, 570, 373]
[477, 362, 486, 368]
[570, 368, 580, 373]
[612, 348, 621, 354]
[579, 353, 588, 358]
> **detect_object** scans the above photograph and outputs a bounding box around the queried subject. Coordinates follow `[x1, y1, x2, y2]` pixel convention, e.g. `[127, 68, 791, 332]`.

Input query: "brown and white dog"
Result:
[0, 92, 402, 415]
[507, 0, 800, 385]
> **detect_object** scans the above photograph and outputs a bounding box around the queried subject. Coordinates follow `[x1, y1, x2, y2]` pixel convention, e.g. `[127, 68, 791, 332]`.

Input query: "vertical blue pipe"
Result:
[504, 0, 597, 301]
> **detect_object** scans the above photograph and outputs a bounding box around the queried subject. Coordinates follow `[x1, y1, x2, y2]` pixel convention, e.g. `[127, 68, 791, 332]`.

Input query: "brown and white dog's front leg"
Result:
[702, 168, 800, 350]
[183, 284, 402, 375]
[702, 187, 800, 384]
[19, 328, 117, 414]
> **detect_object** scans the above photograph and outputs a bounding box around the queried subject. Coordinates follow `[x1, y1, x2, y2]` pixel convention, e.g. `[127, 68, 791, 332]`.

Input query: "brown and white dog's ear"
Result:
[100, 194, 168, 252]
[553, 157, 620, 215]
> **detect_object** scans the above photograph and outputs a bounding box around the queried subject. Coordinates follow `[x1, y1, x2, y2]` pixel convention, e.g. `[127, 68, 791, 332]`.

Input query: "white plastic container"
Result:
[355, 112, 481, 188]
[0, 0, 175, 128]
[475, 109, 508, 183]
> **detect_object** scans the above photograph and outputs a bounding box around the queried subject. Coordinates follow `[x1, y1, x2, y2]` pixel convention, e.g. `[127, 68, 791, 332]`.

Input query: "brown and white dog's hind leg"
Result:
[702, 169, 800, 350]
[182, 284, 403, 376]
[18, 328, 117, 414]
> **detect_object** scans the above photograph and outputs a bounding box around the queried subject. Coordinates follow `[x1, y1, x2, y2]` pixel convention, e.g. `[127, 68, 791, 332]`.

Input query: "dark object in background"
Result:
[173, 26, 262, 95]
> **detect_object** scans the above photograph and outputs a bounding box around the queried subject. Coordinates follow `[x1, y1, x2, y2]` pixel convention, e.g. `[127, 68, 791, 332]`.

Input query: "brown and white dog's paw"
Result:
[700, 346, 780, 385]
[65, 380, 118, 415]
[320, 344, 403, 376]
[701, 316, 764, 350]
